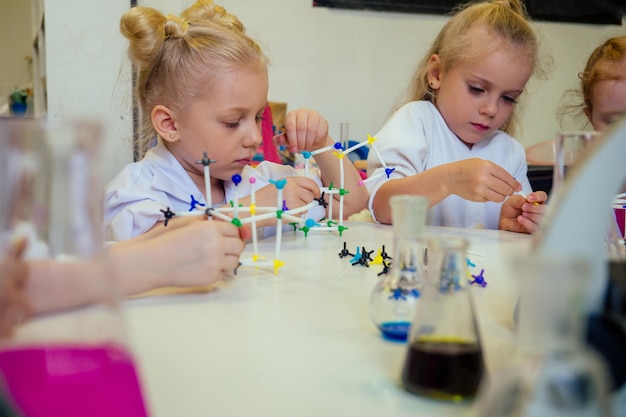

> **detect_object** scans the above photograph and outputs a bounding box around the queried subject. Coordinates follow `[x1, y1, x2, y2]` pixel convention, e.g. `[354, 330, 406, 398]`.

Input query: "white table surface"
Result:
[124, 222, 533, 417]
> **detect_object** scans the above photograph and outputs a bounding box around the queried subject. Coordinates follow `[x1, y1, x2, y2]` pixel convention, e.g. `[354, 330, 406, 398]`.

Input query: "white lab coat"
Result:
[366, 101, 531, 229]
[104, 139, 324, 241]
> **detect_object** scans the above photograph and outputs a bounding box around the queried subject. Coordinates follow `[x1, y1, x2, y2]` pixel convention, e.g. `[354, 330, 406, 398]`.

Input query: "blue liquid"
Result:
[379, 321, 411, 342]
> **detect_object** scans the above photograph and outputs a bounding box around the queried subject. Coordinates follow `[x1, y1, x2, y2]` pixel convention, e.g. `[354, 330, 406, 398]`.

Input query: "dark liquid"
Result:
[401, 339, 484, 401]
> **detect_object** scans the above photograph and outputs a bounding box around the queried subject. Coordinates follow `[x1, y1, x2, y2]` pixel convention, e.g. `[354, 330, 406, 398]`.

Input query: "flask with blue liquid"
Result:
[369, 195, 429, 342]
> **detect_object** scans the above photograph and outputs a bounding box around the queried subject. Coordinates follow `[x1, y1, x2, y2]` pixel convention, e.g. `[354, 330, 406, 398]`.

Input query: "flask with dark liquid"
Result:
[401, 237, 484, 401]
[369, 195, 429, 341]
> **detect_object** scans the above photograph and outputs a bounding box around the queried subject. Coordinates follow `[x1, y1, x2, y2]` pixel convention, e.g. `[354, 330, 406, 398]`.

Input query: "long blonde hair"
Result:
[558, 36, 626, 131]
[120, 0, 268, 157]
[402, 0, 539, 136]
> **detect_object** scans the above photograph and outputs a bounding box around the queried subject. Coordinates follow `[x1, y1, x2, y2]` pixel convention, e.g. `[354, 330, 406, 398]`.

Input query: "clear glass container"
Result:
[471, 255, 613, 417]
[401, 236, 484, 402]
[552, 131, 598, 194]
[0, 119, 149, 417]
[369, 195, 429, 341]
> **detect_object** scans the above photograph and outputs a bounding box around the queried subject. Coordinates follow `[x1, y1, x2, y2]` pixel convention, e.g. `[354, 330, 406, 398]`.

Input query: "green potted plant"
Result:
[9, 87, 29, 116]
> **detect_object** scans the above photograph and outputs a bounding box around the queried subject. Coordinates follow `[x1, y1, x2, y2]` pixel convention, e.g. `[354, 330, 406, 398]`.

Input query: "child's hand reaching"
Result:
[113, 217, 248, 290]
[446, 158, 521, 203]
[271, 107, 368, 219]
[498, 191, 547, 233]
[274, 108, 333, 153]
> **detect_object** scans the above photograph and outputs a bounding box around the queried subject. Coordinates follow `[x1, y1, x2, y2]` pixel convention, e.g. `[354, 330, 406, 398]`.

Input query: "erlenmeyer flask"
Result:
[369, 195, 428, 341]
[401, 236, 484, 402]
[471, 255, 613, 417]
[0, 119, 149, 417]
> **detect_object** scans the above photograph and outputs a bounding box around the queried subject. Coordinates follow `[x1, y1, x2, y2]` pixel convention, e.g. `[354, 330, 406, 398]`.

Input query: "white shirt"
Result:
[366, 101, 532, 229]
[104, 139, 324, 241]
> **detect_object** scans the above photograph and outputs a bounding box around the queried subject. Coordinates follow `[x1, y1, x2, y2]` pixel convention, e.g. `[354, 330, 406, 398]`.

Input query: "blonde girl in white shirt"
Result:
[367, 0, 547, 233]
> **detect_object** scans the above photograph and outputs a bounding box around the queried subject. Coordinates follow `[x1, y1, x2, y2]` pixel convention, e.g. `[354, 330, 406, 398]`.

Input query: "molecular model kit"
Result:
[159, 134, 394, 274]
[338, 241, 488, 287]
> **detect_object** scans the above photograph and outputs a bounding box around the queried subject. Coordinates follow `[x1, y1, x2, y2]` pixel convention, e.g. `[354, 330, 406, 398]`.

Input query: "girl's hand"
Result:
[251, 177, 321, 213]
[144, 219, 246, 287]
[274, 108, 333, 153]
[499, 191, 548, 233]
[446, 158, 521, 202]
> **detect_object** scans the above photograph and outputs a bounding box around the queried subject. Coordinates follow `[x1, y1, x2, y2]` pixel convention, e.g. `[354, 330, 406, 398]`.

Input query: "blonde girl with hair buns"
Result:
[104, 0, 368, 241]
[367, 0, 548, 233]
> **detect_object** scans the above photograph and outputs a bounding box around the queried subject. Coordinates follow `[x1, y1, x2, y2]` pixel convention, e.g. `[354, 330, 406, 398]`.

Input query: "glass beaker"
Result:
[471, 255, 613, 417]
[553, 131, 598, 195]
[401, 236, 484, 402]
[369, 195, 429, 341]
[0, 119, 149, 417]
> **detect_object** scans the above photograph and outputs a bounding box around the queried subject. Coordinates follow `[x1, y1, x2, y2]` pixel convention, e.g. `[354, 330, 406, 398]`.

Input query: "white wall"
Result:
[46, 0, 624, 183]
[45, 0, 133, 184]
[144, 1, 624, 147]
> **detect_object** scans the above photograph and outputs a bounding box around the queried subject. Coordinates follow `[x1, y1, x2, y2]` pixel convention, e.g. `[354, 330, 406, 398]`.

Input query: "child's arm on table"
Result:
[372, 158, 521, 224]
[275, 108, 369, 218]
[109, 217, 247, 293]
[14, 218, 246, 318]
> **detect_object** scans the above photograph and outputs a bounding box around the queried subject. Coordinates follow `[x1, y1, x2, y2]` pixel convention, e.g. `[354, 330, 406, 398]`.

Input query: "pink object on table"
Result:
[0, 344, 149, 417]
[259, 105, 282, 164]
